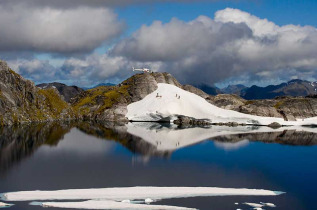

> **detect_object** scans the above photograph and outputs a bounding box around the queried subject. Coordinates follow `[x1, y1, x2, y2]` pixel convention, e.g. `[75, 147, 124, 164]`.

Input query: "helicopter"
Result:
[132, 67, 152, 73]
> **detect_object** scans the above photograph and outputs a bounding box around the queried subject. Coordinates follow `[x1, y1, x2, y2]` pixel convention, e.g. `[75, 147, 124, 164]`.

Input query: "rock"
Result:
[37, 82, 83, 102]
[0, 60, 76, 125]
[71, 72, 186, 122]
[173, 116, 211, 127]
[268, 122, 282, 128]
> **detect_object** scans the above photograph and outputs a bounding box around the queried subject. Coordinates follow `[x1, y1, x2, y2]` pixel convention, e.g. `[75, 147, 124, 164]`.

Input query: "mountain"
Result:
[195, 84, 222, 95]
[82, 83, 116, 90]
[37, 82, 83, 102]
[71, 72, 182, 122]
[241, 79, 317, 100]
[0, 60, 75, 125]
[1, 59, 317, 125]
[126, 83, 317, 126]
[221, 84, 247, 95]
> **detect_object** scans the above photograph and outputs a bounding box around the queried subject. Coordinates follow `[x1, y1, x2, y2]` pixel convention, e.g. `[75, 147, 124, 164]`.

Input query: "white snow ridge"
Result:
[127, 83, 317, 126]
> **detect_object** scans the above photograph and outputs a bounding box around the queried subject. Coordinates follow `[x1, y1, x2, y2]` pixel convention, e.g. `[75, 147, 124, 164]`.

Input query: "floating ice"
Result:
[1, 187, 284, 202]
[39, 200, 195, 210]
[0, 202, 13, 208]
[244, 202, 264, 208]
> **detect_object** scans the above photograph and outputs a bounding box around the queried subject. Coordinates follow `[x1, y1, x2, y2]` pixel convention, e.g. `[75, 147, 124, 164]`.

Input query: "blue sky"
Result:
[1, 0, 317, 87]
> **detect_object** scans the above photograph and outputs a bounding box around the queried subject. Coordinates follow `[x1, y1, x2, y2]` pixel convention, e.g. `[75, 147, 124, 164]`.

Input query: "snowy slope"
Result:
[126, 84, 317, 126]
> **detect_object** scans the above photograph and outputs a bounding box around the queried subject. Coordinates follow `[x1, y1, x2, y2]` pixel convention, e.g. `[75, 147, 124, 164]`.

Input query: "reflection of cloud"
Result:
[214, 139, 249, 151]
[40, 128, 115, 155]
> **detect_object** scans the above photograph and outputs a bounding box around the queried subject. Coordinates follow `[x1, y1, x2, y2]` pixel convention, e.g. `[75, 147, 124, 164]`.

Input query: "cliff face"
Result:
[0, 61, 75, 125]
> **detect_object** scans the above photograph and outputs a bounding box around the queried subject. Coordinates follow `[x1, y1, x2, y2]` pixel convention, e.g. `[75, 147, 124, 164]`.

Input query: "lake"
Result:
[0, 122, 316, 210]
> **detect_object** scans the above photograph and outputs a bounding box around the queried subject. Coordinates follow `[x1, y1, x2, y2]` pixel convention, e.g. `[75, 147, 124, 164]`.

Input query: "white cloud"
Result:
[111, 8, 317, 84]
[0, 4, 124, 54]
[6, 8, 317, 86]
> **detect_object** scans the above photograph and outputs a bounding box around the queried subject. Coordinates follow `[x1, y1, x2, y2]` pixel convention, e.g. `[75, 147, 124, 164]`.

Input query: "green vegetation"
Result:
[72, 85, 130, 115]
[38, 88, 69, 115]
[274, 101, 284, 109]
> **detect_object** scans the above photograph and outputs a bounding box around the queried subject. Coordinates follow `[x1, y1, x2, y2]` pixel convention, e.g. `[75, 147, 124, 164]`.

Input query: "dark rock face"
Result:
[0, 60, 75, 125]
[37, 82, 83, 102]
[173, 116, 211, 127]
[241, 79, 317, 100]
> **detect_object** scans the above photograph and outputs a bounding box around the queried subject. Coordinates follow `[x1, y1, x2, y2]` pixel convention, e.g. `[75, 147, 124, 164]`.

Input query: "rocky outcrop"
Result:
[37, 82, 83, 102]
[71, 72, 182, 122]
[0, 60, 76, 125]
[173, 116, 211, 127]
[210, 94, 317, 121]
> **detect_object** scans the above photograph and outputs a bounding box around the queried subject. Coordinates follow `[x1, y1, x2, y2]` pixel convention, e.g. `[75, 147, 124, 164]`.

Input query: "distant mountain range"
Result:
[240, 79, 317, 100]
[198, 79, 317, 99]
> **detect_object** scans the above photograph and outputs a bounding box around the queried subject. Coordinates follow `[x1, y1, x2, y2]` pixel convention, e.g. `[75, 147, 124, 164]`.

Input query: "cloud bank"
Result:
[110, 8, 317, 84]
[0, 4, 124, 54]
[5, 8, 317, 86]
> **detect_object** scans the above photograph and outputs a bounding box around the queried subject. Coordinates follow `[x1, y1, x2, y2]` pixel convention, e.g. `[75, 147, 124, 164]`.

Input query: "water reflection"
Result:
[0, 121, 316, 174]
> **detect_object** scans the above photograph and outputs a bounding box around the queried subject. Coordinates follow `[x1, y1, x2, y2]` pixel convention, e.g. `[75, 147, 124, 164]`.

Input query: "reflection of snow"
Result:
[214, 139, 249, 151]
[127, 84, 317, 126]
[2, 187, 283, 202]
[127, 122, 317, 152]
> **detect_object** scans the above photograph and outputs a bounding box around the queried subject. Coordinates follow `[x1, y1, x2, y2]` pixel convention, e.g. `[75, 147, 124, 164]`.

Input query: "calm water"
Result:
[0, 122, 316, 210]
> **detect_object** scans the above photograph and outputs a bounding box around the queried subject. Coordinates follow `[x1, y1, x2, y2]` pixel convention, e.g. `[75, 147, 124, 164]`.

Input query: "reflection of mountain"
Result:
[0, 121, 317, 174]
[213, 129, 317, 146]
[76, 121, 172, 158]
[0, 122, 72, 172]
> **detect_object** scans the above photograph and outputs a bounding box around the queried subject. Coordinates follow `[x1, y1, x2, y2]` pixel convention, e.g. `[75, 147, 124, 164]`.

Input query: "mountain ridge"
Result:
[1, 59, 317, 125]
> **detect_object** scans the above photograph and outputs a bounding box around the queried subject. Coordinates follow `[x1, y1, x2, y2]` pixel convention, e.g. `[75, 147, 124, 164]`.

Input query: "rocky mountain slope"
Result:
[1, 59, 317, 125]
[37, 82, 84, 102]
[211, 94, 317, 121]
[0, 60, 75, 125]
[221, 84, 247, 95]
[240, 79, 317, 99]
[71, 72, 182, 122]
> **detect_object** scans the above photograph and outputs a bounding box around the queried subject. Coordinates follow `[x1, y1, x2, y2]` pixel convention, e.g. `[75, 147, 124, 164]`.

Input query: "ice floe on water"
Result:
[1, 187, 282, 209]
[36, 200, 195, 210]
[0, 202, 13, 208]
[1, 187, 283, 201]
[243, 202, 276, 209]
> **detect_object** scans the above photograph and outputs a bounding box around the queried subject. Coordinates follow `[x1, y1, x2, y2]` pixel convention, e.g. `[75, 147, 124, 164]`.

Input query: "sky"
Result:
[0, 0, 317, 88]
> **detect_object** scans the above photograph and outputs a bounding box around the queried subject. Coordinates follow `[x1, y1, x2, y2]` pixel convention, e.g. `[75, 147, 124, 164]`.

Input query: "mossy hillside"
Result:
[0, 60, 76, 125]
[72, 85, 130, 116]
[38, 88, 70, 115]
